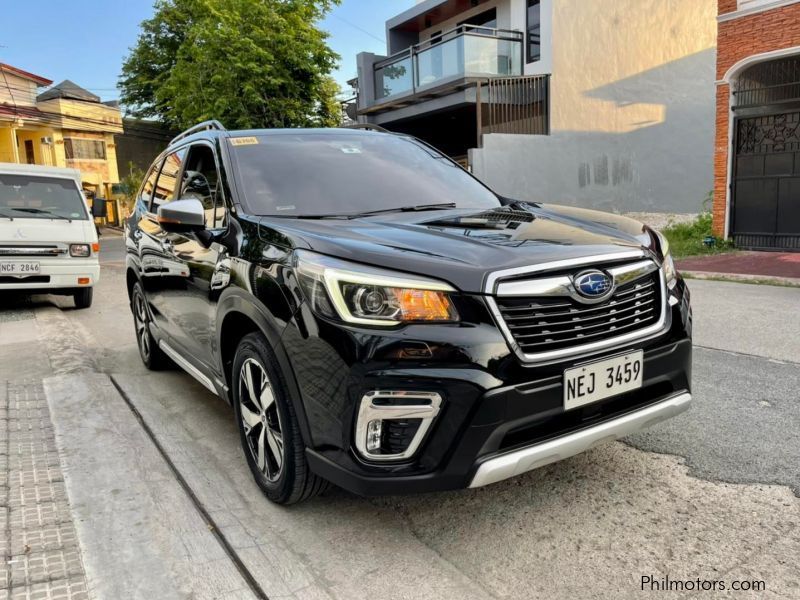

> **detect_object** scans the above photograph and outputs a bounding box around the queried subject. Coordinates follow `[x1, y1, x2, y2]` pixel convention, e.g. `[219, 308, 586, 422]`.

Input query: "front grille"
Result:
[495, 267, 662, 355]
[0, 245, 65, 257]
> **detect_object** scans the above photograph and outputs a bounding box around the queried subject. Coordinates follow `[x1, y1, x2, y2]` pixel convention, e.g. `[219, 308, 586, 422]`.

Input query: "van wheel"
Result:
[73, 287, 93, 309]
[232, 332, 329, 505]
[131, 282, 171, 370]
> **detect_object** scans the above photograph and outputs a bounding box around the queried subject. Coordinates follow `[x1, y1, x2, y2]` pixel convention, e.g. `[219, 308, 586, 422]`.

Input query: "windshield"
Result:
[229, 132, 501, 217]
[0, 174, 88, 220]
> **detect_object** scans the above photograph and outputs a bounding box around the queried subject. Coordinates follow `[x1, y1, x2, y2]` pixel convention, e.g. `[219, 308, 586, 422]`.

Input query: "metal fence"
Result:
[480, 75, 550, 138]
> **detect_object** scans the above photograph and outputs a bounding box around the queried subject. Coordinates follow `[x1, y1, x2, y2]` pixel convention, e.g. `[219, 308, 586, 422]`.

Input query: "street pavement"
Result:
[1, 233, 799, 599]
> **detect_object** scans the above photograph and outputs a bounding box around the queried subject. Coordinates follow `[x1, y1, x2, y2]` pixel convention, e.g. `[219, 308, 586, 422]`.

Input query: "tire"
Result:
[130, 282, 172, 370]
[73, 287, 93, 309]
[232, 332, 329, 505]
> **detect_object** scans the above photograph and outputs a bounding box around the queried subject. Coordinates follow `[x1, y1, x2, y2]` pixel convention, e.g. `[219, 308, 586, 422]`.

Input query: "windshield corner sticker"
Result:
[230, 137, 259, 146]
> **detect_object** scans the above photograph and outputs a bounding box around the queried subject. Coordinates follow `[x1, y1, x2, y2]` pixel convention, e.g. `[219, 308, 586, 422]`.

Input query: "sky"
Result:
[0, 0, 415, 103]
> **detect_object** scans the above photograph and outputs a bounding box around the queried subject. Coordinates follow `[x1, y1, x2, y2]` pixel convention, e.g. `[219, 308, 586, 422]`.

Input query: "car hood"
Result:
[258, 204, 658, 293]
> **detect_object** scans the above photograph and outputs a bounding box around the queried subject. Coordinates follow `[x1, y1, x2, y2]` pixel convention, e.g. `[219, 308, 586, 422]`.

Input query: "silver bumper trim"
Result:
[468, 392, 692, 488]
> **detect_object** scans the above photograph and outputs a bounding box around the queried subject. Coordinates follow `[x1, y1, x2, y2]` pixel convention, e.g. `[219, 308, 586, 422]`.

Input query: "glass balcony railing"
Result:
[373, 26, 523, 102]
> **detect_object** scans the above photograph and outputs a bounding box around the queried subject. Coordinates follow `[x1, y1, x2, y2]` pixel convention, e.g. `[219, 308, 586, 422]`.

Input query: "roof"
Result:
[0, 162, 82, 183]
[37, 80, 101, 103]
[0, 63, 52, 86]
[386, 0, 449, 31]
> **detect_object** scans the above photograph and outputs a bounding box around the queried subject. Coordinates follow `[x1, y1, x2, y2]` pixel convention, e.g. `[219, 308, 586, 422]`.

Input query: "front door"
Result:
[24, 140, 35, 164]
[156, 142, 230, 374]
[732, 111, 800, 250]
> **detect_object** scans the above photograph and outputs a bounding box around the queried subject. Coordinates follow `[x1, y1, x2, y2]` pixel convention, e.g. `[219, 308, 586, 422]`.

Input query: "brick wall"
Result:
[713, 1, 800, 235]
[719, 0, 738, 15]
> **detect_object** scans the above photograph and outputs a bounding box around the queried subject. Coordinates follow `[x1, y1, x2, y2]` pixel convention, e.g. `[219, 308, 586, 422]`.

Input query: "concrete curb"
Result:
[682, 270, 800, 287]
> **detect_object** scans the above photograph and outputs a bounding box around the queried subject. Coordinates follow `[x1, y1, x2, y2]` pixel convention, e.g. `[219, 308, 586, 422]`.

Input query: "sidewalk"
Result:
[677, 251, 800, 284]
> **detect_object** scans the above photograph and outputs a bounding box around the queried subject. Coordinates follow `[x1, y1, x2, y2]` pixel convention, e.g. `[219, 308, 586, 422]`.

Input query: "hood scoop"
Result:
[424, 208, 536, 230]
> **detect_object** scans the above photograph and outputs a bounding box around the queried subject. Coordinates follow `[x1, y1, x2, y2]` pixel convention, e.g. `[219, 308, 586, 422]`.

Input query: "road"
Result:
[1, 232, 798, 600]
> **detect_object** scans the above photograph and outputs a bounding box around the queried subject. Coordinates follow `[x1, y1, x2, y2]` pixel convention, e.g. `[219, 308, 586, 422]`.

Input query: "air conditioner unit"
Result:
[41, 136, 53, 145]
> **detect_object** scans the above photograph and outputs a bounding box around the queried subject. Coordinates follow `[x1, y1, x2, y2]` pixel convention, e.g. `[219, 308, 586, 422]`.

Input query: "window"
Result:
[458, 8, 497, 31]
[228, 132, 500, 217]
[64, 138, 106, 160]
[139, 162, 162, 209]
[0, 174, 89, 220]
[150, 149, 185, 211]
[527, 0, 541, 63]
[181, 144, 225, 229]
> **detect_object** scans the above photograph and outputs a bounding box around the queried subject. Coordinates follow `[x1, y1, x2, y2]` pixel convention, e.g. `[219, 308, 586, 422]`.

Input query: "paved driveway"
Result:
[2, 236, 798, 600]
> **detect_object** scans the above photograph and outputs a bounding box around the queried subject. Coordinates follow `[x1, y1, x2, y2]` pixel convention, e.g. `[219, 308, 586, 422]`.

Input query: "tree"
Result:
[120, 0, 341, 130]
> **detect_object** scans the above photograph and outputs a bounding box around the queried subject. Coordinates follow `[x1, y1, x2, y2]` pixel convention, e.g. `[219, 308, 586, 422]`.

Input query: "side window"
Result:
[151, 149, 186, 212]
[139, 161, 162, 210]
[181, 144, 225, 229]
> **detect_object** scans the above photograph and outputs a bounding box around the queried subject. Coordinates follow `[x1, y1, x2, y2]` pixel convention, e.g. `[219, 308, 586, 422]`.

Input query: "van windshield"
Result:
[0, 174, 88, 220]
[228, 132, 501, 217]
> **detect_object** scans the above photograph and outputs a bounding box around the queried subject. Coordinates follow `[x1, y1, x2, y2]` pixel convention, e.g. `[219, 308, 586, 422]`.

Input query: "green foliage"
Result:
[120, 0, 342, 130]
[117, 162, 147, 217]
[661, 212, 733, 258]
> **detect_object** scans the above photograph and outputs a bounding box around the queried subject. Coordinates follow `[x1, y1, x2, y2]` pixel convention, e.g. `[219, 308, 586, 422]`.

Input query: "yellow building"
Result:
[0, 63, 123, 199]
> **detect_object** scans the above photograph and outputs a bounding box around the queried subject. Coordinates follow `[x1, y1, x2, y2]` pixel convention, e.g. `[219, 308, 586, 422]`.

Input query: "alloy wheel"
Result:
[239, 357, 284, 482]
[133, 291, 150, 360]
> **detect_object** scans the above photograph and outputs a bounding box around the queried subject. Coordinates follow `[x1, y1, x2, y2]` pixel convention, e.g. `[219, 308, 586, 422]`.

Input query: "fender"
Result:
[215, 286, 314, 447]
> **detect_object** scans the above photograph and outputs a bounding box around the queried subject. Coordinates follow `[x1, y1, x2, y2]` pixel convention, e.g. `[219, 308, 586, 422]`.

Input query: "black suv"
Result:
[126, 121, 692, 504]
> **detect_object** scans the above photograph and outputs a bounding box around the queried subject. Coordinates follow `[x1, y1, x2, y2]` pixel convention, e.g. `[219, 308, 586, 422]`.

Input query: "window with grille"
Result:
[64, 138, 107, 160]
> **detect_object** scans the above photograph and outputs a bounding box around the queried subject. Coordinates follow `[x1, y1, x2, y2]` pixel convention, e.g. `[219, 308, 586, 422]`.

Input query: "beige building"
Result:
[0, 64, 123, 199]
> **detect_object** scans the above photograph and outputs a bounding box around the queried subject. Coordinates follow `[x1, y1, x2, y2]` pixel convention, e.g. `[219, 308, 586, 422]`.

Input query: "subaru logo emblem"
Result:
[573, 270, 614, 301]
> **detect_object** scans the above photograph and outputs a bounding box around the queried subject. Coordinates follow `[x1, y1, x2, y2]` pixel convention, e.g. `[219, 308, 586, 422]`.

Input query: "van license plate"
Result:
[563, 351, 643, 410]
[0, 262, 41, 275]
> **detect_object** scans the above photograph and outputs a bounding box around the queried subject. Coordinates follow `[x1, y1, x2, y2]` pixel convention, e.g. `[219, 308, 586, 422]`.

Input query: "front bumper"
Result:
[286, 277, 692, 496]
[0, 259, 99, 291]
[469, 391, 691, 488]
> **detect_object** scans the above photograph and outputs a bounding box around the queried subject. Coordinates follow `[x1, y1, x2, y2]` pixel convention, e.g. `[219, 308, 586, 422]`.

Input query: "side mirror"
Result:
[157, 198, 205, 233]
[92, 198, 108, 218]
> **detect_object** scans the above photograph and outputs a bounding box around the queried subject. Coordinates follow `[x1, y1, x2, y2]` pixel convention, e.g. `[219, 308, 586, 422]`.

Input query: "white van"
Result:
[0, 163, 100, 308]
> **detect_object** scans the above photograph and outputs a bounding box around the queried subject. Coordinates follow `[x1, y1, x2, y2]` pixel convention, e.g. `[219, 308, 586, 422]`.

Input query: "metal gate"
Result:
[731, 56, 800, 250]
[732, 111, 800, 250]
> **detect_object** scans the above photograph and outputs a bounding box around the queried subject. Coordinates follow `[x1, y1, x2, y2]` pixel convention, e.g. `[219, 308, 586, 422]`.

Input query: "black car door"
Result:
[135, 150, 190, 342]
[155, 141, 231, 375]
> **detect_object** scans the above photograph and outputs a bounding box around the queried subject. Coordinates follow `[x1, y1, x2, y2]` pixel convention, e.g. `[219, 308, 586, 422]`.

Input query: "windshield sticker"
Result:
[275, 205, 296, 211]
[340, 146, 361, 154]
[230, 137, 259, 146]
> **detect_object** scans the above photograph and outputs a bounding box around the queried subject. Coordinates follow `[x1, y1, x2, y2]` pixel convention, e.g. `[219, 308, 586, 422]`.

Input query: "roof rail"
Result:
[341, 123, 391, 133]
[170, 120, 227, 145]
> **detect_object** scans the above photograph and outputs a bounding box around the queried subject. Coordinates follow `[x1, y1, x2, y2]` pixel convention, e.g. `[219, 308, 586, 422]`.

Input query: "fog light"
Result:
[354, 391, 442, 461]
[366, 420, 382, 452]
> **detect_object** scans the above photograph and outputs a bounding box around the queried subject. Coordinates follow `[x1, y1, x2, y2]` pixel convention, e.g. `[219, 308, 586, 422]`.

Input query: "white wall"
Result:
[471, 0, 717, 214]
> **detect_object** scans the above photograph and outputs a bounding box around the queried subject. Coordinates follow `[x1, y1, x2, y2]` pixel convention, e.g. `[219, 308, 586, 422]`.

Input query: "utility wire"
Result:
[328, 13, 386, 44]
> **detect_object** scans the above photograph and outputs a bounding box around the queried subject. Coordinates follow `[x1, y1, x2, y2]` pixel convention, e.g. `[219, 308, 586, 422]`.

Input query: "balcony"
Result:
[368, 25, 524, 108]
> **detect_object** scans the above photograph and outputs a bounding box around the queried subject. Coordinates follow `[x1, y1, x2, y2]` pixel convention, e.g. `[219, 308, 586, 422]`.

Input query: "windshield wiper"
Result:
[347, 202, 457, 219]
[0, 209, 14, 220]
[11, 208, 71, 222]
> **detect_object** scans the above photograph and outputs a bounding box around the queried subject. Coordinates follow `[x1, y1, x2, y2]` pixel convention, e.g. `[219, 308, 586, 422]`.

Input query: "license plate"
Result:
[564, 351, 643, 410]
[0, 261, 40, 276]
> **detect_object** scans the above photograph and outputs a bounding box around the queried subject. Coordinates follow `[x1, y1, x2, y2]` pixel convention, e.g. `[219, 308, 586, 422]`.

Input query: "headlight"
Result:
[294, 250, 459, 326]
[69, 243, 91, 257]
[655, 231, 677, 288]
